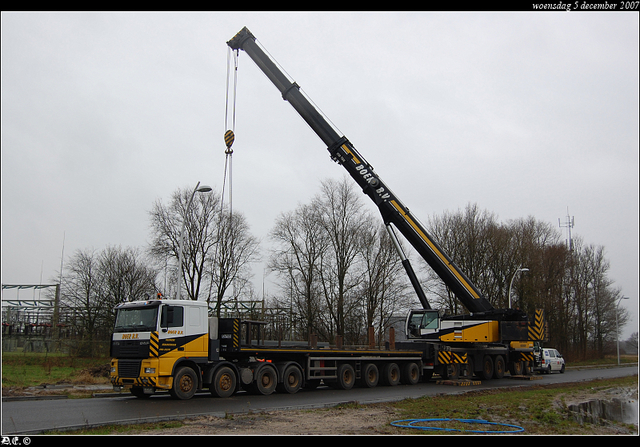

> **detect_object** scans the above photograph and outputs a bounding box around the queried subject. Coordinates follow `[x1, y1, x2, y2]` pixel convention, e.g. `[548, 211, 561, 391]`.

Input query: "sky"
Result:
[1, 11, 638, 339]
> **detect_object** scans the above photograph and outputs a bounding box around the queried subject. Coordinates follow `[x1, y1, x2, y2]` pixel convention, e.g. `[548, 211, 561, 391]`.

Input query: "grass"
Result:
[1, 351, 110, 389]
[388, 375, 638, 435]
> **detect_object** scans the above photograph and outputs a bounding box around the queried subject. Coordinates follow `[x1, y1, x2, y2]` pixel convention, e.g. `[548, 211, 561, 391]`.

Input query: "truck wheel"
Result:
[276, 364, 302, 394]
[360, 363, 379, 388]
[331, 363, 356, 390]
[170, 366, 198, 400]
[382, 363, 400, 386]
[250, 364, 277, 395]
[480, 356, 494, 380]
[493, 355, 505, 379]
[210, 366, 237, 398]
[401, 362, 420, 385]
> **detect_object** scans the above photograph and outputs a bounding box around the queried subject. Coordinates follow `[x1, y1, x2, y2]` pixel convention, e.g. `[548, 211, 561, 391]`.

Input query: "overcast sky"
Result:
[2, 11, 638, 338]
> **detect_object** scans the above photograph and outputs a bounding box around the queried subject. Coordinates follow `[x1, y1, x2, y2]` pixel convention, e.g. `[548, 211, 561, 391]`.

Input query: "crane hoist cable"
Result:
[222, 46, 238, 218]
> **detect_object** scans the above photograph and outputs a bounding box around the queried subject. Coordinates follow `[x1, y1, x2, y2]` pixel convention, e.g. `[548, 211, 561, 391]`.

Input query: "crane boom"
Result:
[227, 27, 496, 315]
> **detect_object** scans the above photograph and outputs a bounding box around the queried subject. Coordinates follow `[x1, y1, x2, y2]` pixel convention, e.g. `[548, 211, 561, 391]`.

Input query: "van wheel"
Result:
[210, 366, 237, 398]
[170, 366, 197, 400]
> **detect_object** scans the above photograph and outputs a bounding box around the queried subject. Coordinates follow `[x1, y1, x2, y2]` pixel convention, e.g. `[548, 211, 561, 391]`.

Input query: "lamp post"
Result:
[616, 295, 629, 365]
[508, 267, 529, 309]
[176, 181, 212, 300]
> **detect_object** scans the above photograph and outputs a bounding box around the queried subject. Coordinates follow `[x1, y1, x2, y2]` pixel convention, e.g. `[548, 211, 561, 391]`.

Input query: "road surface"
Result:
[2, 365, 637, 435]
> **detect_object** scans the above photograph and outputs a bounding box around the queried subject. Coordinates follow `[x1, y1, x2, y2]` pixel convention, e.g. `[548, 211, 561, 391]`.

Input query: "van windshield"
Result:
[114, 307, 159, 332]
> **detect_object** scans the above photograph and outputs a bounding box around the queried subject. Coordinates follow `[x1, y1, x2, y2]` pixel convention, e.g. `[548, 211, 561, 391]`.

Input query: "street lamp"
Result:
[616, 296, 629, 365]
[508, 267, 529, 309]
[176, 181, 212, 300]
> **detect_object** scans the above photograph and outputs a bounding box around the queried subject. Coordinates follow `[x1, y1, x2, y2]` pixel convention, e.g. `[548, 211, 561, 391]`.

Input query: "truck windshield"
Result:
[113, 307, 159, 333]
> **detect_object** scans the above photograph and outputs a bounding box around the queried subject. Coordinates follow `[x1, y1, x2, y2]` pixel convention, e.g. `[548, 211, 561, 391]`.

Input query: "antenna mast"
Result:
[558, 208, 575, 251]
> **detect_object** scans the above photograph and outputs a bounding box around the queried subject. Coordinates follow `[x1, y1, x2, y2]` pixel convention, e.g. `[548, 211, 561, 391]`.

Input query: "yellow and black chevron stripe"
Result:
[528, 309, 547, 341]
[230, 318, 240, 349]
[150, 331, 159, 357]
[437, 351, 467, 365]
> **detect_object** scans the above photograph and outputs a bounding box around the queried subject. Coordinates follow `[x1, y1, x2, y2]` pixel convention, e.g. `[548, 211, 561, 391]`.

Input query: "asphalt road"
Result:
[2, 365, 637, 435]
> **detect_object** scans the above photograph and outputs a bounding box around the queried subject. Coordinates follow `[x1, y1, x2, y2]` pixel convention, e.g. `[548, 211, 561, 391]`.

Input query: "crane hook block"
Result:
[224, 130, 235, 149]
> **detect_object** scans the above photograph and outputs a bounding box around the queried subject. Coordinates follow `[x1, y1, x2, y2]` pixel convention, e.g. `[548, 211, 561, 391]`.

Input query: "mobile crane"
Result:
[109, 27, 545, 400]
[225, 27, 546, 380]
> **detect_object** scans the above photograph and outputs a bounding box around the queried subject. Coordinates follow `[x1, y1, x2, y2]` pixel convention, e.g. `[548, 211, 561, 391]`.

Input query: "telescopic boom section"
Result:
[227, 27, 494, 315]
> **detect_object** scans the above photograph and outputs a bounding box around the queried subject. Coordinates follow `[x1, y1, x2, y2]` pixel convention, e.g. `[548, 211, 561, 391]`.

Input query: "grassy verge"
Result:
[387, 375, 638, 435]
[1, 351, 110, 389]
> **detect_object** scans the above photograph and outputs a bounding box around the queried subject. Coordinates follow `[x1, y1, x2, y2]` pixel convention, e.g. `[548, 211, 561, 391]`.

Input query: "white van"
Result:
[536, 348, 565, 374]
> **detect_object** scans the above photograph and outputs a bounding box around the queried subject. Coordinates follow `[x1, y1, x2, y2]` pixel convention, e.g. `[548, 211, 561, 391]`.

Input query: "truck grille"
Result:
[118, 360, 141, 378]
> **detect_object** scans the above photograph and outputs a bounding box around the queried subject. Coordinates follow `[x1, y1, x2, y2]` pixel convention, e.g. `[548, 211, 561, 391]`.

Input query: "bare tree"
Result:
[60, 246, 158, 354]
[268, 204, 328, 339]
[208, 211, 261, 317]
[313, 177, 370, 343]
[357, 222, 412, 344]
[148, 186, 221, 300]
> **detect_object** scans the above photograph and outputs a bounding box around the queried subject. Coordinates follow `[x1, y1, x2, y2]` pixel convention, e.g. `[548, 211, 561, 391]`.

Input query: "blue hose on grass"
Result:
[390, 418, 525, 434]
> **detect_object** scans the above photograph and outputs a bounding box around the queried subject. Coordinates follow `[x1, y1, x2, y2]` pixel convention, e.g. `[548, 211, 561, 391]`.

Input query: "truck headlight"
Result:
[144, 367, 156, 374]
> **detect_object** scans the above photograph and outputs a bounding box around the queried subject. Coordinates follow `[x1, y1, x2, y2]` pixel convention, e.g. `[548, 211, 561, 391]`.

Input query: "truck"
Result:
[109, 27, 546, 399]
[110, 298, 458, 398]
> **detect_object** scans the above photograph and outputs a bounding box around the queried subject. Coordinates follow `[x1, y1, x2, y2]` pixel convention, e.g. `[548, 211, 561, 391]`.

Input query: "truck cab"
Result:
[110, 299, 212, 398]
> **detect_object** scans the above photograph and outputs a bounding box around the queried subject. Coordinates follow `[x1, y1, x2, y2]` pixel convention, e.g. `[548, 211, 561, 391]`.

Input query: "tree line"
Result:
[56, 177, 631, 360]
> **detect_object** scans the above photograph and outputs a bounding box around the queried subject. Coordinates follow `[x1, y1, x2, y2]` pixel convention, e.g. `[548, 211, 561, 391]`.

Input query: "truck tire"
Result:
[360, 363, 379, 388]
[170, 366, 198, 400]
[400, 362, 420, 385]
[276, 364, 303, 394]
[250, 364, 277, 395]
[381, 363, 400, 386]
[331, 363, 356, 390]
[480, 355, 494, 380]
[210, 366, 237, 398]
[493, 355, 505, 379]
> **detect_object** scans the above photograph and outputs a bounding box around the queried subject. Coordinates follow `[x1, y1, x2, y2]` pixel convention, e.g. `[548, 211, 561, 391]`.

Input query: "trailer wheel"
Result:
[170, 366, 197, 400]
[331, 363, 356, 390]
[360, 363, 379, 388]
[276, 364, 303, 394]
[250, 364, 277, 395]
[401, 362, 420, 385]
[382, 363, 400, 386]
[210, 366, 237, 398]
[493, 355, 505, 379]
[480, 355, 494, 380]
